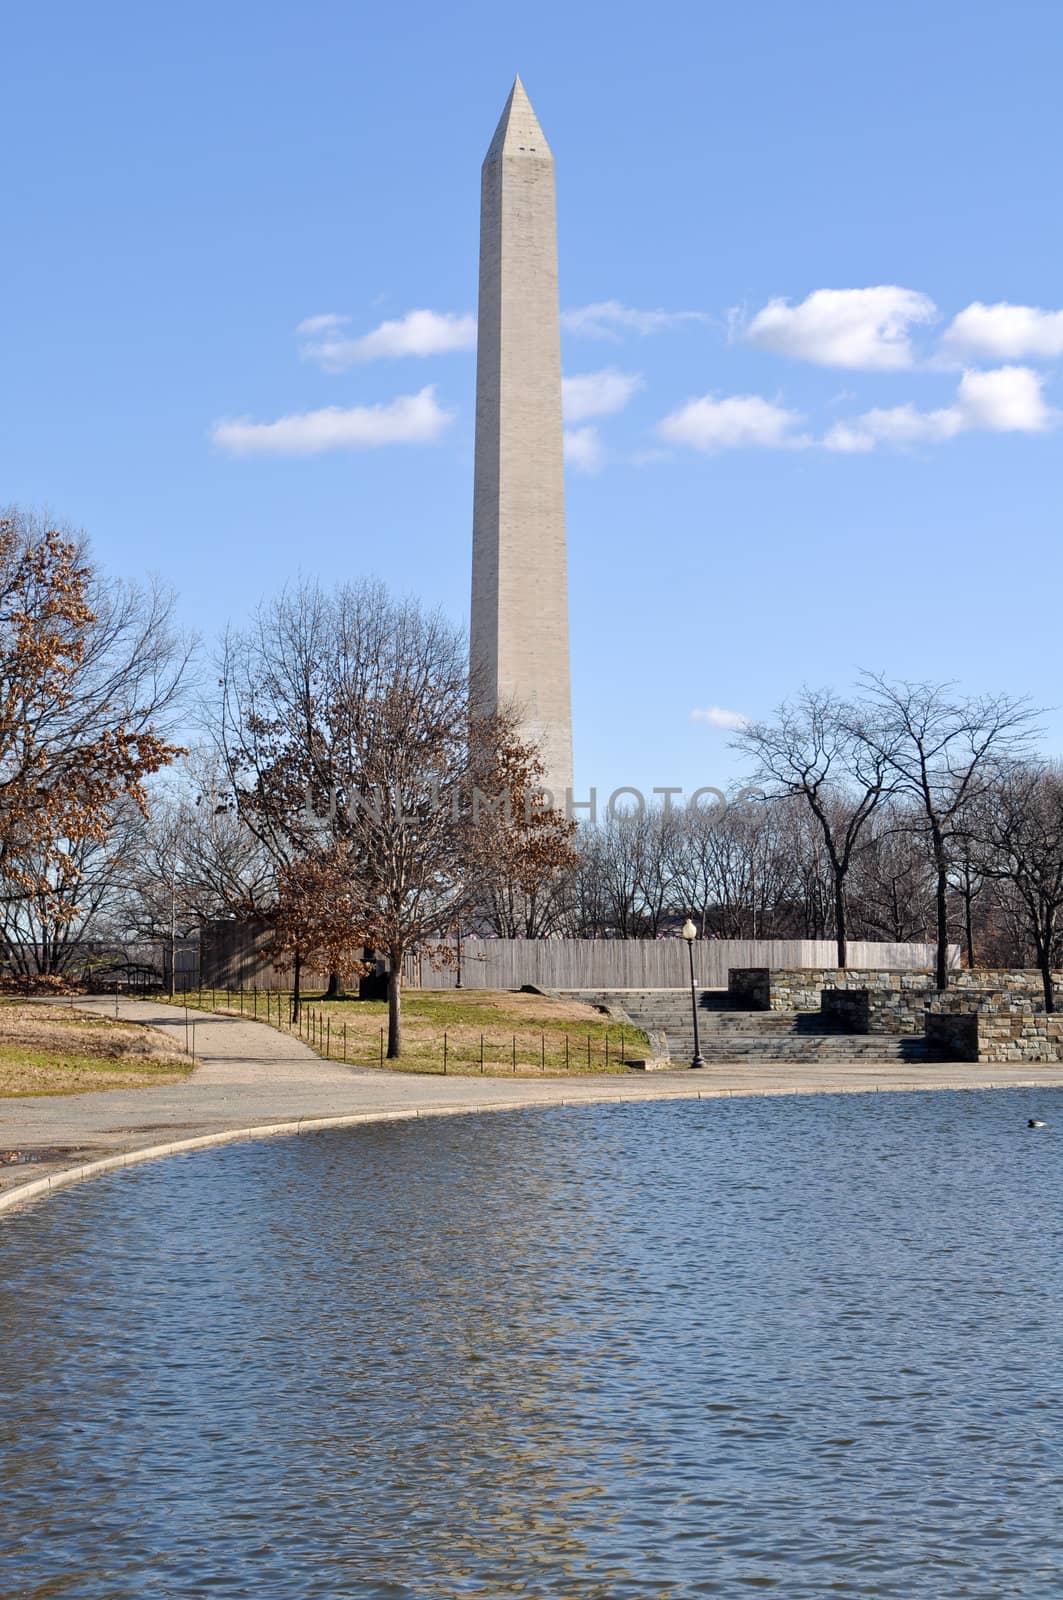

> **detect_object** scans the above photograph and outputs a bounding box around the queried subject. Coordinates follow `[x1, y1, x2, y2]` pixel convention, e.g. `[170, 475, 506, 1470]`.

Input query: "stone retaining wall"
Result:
[820, 990, 872, 1033]
[729, 967, 1062, 1036]
[927, 991, 1063, 1064]
[925, 1011, 980, 1062]
[949, 969, 1059, 1005]
[729, 967, 937, 1024]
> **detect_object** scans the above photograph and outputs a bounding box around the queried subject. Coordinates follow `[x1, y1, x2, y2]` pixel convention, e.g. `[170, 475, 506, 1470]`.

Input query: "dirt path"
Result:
[3, 994, 1062, 1216]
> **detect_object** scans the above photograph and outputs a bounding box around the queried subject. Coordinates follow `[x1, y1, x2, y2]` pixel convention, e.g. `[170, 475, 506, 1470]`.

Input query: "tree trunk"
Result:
[834, 878, 848, 969]
[387, 953, 402, 1059]
[935, 855, 950, 992]
[1040, 911, 1056, 1014]
[1039, 951, 1055, 1014]
[325, 971, 345, 1000]
[291, 947, 302, 1024]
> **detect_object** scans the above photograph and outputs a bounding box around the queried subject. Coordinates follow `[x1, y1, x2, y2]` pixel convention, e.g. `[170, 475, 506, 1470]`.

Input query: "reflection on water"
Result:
[1, 1091, 1062, 1598]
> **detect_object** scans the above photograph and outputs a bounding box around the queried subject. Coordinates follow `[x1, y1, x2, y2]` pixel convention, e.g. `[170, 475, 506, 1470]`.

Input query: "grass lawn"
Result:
[166, 987, 650, 1076]
[0, 1000, 194, 1097]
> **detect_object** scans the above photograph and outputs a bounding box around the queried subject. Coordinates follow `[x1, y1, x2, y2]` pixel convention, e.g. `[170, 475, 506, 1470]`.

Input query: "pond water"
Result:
[1, 1090, 1062, 1598]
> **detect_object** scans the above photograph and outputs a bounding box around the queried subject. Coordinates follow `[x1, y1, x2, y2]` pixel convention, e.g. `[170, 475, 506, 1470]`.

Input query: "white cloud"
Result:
[562, 369, 643, 422]
[659, 393, 809, 452]
[824, 366, 1056, 452]
[300, 309, 476, 370]
[956, 365, 1054, 430]
[744, 286, 937, 370]
[561, 300, 709, 340]
[563, 426, 605, 472]
[564, 428, 601, 469]
[941, 301, 1063, 361]
[212, 386, 454, 456]
[691, 706, 750, 731]
[295, 313, 351, 337]
[824, 403, 960, 452]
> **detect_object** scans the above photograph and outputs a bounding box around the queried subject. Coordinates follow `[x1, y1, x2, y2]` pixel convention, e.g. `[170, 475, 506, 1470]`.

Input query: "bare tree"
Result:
[847, 675, 1038, 989]
[665, 795, 729, 937]
[971, 763, 1063, 1011]
[735, 688, 896, 964]
[0, 799, 146, 979]
[846, 801, 935, 943]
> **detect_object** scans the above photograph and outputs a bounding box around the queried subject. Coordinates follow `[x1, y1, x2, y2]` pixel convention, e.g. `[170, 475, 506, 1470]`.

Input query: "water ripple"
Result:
[1, 1090, 1062, 1597]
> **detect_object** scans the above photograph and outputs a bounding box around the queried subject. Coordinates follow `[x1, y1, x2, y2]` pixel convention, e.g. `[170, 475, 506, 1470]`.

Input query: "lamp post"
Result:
[681, 919, 705, 1068]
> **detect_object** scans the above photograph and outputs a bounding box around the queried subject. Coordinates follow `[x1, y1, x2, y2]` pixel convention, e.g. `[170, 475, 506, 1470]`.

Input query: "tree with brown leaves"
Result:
[265, 842, 371, 1022]
[0, 512, 189, 975]
[217, 579, 576, 1057]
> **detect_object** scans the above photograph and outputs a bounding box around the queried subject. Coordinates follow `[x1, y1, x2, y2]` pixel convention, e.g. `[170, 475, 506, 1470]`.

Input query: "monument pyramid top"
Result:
[483, 75, 553, 164]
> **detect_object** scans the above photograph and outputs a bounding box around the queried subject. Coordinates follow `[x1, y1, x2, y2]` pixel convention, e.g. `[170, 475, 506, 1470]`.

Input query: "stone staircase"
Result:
[561, 987, 931, 1065]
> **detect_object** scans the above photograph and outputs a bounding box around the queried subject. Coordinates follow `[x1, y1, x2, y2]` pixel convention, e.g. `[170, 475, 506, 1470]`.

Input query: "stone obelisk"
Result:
[470, 76, 573, 806]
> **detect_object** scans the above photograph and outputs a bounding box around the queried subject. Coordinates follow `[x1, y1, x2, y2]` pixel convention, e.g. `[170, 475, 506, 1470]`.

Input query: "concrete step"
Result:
[663, 1033, 930, 1063]
[641, 1011, 804, 1031]
[559, 988, 935, 1065]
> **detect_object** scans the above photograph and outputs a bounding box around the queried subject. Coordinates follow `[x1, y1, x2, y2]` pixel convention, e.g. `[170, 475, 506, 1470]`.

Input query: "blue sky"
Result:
[5, 0, 1061, 800]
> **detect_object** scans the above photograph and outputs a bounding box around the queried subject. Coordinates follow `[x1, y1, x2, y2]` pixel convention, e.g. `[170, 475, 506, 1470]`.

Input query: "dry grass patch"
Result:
[327, 990, 649, 1074]
[0, 1001, 193, 1097]
[164, 987, 650, 1075]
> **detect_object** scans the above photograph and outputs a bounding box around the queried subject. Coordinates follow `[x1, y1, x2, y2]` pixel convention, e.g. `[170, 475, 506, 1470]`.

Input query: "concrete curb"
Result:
[2, 1075, 1057, 1220]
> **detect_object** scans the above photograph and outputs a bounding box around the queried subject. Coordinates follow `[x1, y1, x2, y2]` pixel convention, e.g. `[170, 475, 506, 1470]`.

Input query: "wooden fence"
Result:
[401, 938, 955, 991]
[200, 919, 953, 992]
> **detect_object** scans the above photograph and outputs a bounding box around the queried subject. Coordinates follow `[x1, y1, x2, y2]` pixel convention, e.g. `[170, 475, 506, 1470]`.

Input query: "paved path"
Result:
[4, 996, 1063, 1216]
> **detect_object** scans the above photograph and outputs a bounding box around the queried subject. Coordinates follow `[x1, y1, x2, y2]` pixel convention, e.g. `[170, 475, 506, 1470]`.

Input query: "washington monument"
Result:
[470, 76, 574, 805]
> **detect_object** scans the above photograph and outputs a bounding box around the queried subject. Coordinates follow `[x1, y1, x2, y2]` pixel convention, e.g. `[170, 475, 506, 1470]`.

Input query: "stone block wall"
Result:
[727, 969, 772, 1009]
[925, 1011, 980, 1061]
[729, 968, 936, 1026]
[948, 969, 1060, 1006]
[820, 989, 871, 1033]
[729, 966, 1063, 1038]
[928, 990, 1063, 1063]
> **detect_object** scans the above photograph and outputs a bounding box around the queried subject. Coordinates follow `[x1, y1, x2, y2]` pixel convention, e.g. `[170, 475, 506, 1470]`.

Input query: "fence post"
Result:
[565, 1034, 570, 1071]
[343, 1023, 347, 1063]
[480, 1033, 484, 1074]
[512, 1033, 516, 1073]
[326, 1016, 331, 1057]
[443, 1030, 448, 1075]
[379, 1027, 384, 1068]
[541, 1032, 545, 1073]
[253, 986, 258, 1017]
[587, 1034, 591, 1070]
[606, 1030, 610, 1068]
